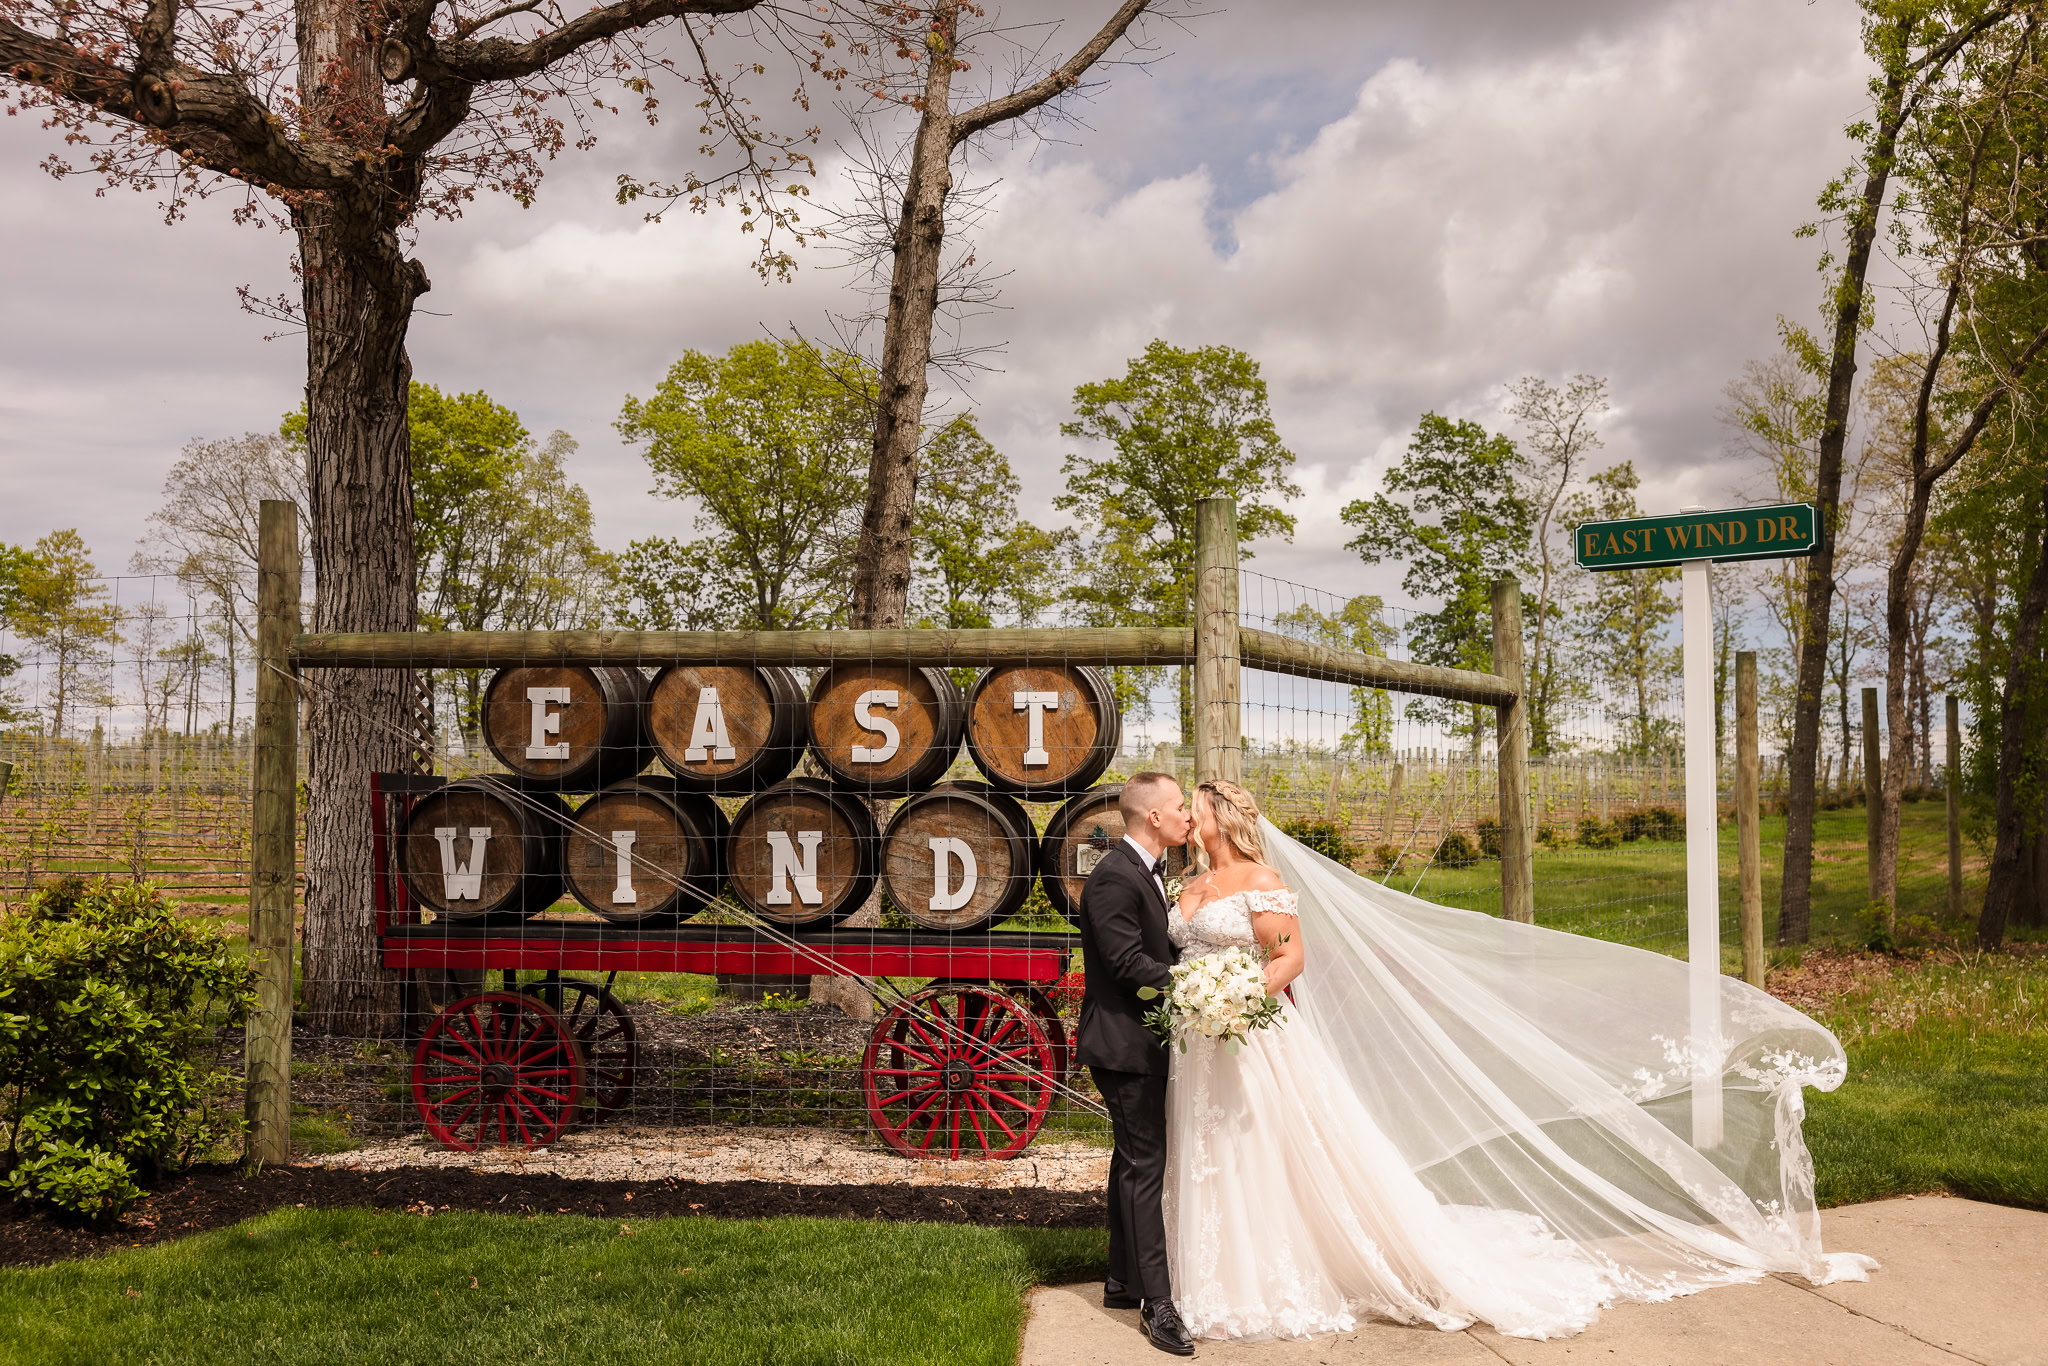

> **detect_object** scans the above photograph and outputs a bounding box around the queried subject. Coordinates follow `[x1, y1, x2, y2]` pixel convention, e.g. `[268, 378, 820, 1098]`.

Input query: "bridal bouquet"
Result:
[1137, 944, 1288, 1053]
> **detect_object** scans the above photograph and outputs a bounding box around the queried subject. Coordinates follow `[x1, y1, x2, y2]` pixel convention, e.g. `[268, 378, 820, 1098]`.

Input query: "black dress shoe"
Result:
[1103, 1279, 1141, 1310]
[1140, 1298, 1196, 1356]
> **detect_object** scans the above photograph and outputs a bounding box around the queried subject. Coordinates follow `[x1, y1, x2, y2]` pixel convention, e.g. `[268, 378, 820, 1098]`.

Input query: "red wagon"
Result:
[372, 775, 1083, 1160]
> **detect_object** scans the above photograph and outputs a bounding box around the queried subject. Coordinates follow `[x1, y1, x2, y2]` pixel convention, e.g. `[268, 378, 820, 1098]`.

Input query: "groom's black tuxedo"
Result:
[1075, 839, 1179, 1073]
[1077, 838, 1181, 1304]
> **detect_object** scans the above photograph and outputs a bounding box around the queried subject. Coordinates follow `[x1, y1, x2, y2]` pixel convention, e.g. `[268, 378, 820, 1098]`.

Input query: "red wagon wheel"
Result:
[413, 991, 585, 1152]
[521, 978, 638, 1122]
[863, 984, 1056, 1160]
[1021, 985, 1073, 1085]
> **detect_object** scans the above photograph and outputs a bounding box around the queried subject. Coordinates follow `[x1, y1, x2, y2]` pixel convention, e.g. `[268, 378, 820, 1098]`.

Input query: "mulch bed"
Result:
[0, 1164, 1107, 1270]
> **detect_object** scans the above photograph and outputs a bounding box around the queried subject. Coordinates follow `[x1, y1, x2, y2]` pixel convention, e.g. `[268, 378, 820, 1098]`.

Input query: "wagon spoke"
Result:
[981, 1087, 1041, 1111]
[433, 1096, 481, 1130]
[897, 1085, 947, 1133]
[968, 1092, 1020, 1143]
[879, 1086, 941, 1109]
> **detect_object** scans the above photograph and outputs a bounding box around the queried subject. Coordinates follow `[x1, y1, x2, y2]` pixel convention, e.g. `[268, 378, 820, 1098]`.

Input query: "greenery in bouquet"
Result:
[1137, 939, 1289, 1054]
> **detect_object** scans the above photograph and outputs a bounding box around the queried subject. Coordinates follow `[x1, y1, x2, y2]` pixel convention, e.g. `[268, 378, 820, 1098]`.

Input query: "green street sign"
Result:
[1573, 502, 1816, 571]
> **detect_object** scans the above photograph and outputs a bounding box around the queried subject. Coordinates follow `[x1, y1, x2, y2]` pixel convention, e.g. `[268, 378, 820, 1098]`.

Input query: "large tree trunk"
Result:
[848, 1, 958, 632]
[1781, 57, 1913, 942]
[295, 208, 426, 1036]
[1979, 480, 2048, 949]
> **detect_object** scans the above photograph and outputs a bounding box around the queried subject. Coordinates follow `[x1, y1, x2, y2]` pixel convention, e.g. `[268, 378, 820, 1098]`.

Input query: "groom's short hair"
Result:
[1119, 771, 1179, 826]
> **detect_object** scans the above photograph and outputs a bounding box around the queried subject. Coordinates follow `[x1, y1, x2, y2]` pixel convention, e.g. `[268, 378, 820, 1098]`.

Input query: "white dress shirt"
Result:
[1122, 833, 1169, 906]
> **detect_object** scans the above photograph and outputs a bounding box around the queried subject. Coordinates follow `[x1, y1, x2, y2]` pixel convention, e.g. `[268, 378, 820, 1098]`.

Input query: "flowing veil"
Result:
[1257, 816, 1875, 1294]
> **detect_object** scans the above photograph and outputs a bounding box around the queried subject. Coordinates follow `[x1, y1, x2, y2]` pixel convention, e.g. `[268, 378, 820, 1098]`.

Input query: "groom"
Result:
[1075, 771, 1196, 1356]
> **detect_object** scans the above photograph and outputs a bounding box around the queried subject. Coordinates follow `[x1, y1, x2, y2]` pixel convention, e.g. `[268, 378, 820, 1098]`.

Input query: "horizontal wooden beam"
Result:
[1237, 626, 1518, 706]
[292, 626, 1196, 669]
[290, 623, 1518, 708]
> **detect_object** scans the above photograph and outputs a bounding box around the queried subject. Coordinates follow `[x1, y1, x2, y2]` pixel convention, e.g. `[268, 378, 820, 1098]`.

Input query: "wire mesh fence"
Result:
[0, 557, 1907, 1180]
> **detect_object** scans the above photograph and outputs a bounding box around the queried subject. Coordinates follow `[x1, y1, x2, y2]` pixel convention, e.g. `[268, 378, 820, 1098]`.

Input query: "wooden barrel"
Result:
[563, 778, 729, 926]
[399, 778, 568, 923]
[882, 782, 1038, 933]
[964, 663, 1122, 797]
[728, 778, 879, 928]
[806, 665, 965, 794]
[481, 665, 648, 790]
[1037, 784, 1191, 921]
[647, 664, 806, 794]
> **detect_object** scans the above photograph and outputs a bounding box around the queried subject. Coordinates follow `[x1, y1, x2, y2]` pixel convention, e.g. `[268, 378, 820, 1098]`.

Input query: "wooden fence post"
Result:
[1947, 695, 1963, 920]
[0, 760, 11, 814]
[1736, 651, 1764, 987]
[1491, 578, 1535, 924]
[1862, 685, 1883, 903]
[1193, 497, 1242, 787]
[246, 499, 300, 1166]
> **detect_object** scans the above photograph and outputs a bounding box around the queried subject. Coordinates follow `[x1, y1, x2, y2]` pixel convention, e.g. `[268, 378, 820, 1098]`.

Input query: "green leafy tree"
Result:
[289, 387, 610, 729]
[408, 387, 609, 730]
[9, 531, 122, 739]
[1342, 414, 1530, 752]
[913, 416, 1069, 630]
[0, 542, 28, 724]
[615, 341, 873, 630]
[1057, 340, 1299, 731]
[1273, 597, 1396, 754]
[1563, 463, 1681, 757]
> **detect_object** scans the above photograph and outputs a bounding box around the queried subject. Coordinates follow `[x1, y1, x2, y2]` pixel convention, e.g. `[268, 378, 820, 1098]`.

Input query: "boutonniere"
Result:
[1163, 876, 1185, 904]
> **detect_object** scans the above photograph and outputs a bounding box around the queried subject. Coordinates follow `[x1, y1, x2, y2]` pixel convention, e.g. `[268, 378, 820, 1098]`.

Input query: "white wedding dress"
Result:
[1160, 820, 1875, 1343]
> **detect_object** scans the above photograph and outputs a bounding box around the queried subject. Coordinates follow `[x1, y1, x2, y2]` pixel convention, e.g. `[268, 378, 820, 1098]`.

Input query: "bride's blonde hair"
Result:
[1193, 779, 1266, 868]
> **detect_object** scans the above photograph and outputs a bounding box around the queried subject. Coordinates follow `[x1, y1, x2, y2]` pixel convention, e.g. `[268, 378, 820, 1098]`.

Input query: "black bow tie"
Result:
[1148, 856, 1166, 877]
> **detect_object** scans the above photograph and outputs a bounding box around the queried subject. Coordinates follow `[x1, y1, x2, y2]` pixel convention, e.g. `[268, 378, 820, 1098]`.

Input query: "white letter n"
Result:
[765, 829, 825, 906]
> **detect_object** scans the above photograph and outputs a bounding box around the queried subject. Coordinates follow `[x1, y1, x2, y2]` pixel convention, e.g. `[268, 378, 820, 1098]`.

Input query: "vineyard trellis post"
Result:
[1947, 695, 1964, 919]
[1193, 497, 1243, 786]
[1862, 686, 1883, 905]
[1736, 650, 1764, 988]
[1491, 578, 1535, 924]
[247, 499, 300, 1165]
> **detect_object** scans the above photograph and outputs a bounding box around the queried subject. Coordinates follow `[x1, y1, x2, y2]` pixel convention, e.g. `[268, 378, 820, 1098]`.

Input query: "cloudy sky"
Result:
[0, 0, 1869, 613]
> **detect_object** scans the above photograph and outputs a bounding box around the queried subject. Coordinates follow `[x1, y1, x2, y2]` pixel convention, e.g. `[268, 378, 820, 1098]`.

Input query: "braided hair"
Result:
[1193, 778, 1266, 868]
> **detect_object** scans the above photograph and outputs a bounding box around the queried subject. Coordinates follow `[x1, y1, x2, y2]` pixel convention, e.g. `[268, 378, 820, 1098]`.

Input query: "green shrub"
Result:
[1535, 824, 1567, 848]
[1280, 818, 1362, 868]
[1475, 818, 1502, 859]
[1576, 816, 1618, 849]
[1645, 805, 1683, 841]
[1616, 809, 1649, 842]
[1437, 831, 1478, 867]
[1369, 843, 1401, 875]
[0, 878, 253, 1220]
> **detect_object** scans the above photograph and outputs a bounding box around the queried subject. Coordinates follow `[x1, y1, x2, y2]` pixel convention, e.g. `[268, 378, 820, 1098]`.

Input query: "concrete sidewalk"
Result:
[1018, 1196, 2047, 1366]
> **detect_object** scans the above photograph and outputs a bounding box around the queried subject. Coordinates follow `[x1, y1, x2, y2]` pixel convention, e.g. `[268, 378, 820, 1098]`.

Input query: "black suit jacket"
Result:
[1075, 841, 1179, 1075]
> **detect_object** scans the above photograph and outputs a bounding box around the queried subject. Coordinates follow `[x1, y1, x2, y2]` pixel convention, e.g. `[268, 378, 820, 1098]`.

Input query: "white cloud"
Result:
[0, 0, 1868, 620]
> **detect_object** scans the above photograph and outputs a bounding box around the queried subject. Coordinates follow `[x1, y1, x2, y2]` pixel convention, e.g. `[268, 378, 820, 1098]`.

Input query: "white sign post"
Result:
[1680, 558, 1722, 1148]
[1573, 501, 1817, 1150]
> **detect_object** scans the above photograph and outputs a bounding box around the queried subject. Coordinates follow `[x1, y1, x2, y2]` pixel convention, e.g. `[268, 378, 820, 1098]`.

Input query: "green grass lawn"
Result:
[0, 1210, 1106, 1366]
[1405, 799, 1989, 959]
[1805, 951, 2048, 1209]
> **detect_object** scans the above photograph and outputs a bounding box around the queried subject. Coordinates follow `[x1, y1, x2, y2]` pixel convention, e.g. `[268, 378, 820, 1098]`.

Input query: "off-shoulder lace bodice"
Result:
[1168, 886, 1299, 958]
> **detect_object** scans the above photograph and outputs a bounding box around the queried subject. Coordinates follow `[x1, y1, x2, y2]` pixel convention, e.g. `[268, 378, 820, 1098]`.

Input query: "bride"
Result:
[1160, 777, 1875, 1344]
